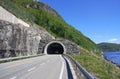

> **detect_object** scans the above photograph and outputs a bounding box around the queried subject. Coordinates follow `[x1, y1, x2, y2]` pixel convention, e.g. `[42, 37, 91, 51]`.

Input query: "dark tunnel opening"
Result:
[47, 43, 64, 54]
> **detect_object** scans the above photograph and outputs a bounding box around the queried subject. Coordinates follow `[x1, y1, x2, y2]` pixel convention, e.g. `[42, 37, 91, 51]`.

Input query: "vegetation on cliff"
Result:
[97, 42, 120, 52]
[0, 0, 98, 51]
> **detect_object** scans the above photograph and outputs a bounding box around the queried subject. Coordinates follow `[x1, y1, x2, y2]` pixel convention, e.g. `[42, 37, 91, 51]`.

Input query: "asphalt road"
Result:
[0, 55, 69, 79]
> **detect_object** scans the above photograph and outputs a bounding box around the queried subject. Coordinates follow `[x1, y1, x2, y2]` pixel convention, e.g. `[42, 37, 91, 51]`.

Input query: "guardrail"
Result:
[64, 54, 95, 79]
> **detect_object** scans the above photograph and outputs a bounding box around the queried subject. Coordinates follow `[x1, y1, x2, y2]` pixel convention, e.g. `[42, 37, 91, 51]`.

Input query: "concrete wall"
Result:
[0, 6, 29, 27]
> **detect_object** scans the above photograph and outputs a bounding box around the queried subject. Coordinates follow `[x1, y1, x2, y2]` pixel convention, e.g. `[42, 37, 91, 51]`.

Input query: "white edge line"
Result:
[28, 67, 36, 72]
[10, 76, 17, 79]
[59, 55, 65, 79]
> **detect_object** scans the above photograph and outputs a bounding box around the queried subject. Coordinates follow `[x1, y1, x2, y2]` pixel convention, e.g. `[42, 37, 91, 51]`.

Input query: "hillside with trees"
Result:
[97, 42, 120, 52]
[0, 0, 98, 51]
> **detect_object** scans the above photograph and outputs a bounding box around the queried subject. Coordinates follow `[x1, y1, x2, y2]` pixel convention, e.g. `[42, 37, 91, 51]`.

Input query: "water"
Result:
[103, 52, 120, 66]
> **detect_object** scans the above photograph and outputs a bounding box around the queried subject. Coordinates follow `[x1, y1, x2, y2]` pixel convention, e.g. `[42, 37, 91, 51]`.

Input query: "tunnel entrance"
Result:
[44, 41, 66, 54]
[47, 43, 64, 54]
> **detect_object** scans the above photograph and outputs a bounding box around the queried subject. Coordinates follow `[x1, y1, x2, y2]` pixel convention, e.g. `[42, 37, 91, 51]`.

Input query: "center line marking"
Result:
[28, 67, 36, 72]
[10, 76, 17, 79]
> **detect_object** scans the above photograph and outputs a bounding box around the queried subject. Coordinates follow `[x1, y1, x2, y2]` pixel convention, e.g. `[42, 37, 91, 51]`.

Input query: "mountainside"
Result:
[1, 0, 120, 78]
[0, 0, 98, 51]
[97, 42, 120, 52]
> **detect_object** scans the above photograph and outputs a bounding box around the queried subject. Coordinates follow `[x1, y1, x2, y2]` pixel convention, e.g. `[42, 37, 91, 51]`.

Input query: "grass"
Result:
[71, 48, 120, 79]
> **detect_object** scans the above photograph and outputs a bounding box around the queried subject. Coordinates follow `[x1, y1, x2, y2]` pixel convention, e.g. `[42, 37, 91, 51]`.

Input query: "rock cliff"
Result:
[38, 39, 80, 54]
[0, 20, 53, 58]
[0, 20, 80, 58]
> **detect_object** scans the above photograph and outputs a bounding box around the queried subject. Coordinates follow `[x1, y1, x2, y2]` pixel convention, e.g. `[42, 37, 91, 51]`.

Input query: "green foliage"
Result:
[71, 48, 120, 79]
[97, 43, 120, 52]
[0, 0, 35, 23]
[0, 0, 98, 51]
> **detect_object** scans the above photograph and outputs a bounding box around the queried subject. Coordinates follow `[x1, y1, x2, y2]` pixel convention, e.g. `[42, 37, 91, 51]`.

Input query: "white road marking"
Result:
[10, 76, 17, 79]
[59, 55, 65, 79]
[28, 67, 36, 72]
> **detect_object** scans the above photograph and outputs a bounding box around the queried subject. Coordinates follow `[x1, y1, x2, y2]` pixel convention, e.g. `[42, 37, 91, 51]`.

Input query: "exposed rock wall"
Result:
[0, 20, 79, 58]
[0, 6, 79, 58]
[0, 20, 53, 58]
[61, 40, 80, 54]
[38, 39, 80, 54]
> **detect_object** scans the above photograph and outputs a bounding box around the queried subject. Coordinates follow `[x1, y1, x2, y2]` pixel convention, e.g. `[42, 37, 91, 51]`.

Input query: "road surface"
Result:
[0, 55, 70, 79]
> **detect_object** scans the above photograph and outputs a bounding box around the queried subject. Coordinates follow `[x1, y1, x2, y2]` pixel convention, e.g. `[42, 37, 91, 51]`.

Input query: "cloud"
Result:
[108, 38, 120, 43]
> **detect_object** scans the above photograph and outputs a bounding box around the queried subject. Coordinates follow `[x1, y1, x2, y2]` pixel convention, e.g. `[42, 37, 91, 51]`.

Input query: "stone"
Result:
[0, 20, 80, 58]
[38, 39, 80, 54]
[0, 20, 53, 58]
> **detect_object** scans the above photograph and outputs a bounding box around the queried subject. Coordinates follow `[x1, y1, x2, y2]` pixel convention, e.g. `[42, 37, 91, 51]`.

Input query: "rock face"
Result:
[0, 20, 53, 58]
[38, 39, 80, 54]
[61, 40, 80, 54]
[0, 5, 80, 58]
[0, 20, 80, 58]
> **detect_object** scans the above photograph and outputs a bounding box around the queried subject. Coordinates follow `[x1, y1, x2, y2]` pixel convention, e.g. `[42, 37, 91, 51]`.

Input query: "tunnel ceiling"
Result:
[44, 41, 66, 54]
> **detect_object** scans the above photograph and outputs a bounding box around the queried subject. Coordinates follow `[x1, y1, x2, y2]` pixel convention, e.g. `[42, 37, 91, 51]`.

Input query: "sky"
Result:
[39, 0, 120, 44]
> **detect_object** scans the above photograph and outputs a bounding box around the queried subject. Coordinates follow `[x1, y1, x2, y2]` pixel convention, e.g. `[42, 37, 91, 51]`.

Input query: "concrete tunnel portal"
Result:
[44, 41, 66, 54]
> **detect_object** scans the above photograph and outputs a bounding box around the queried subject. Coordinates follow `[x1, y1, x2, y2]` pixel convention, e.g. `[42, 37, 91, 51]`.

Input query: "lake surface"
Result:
[103, 52, 120, 66]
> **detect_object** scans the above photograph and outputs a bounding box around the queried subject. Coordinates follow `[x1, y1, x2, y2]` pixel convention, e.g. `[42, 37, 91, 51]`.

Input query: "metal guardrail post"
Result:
[64, 54, 95, 79]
